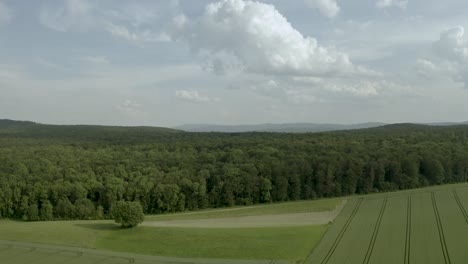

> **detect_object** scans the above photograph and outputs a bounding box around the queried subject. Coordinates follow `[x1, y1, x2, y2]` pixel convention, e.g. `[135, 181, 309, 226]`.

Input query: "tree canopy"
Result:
[0, 121, 467, 221]
[111, 201, 144, 228]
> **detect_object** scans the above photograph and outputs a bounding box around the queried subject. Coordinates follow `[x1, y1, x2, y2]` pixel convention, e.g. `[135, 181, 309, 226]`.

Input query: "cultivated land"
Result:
[0, 198, 340, 263]
[305, 182, 468, 264]
[1, 183, 468, 263]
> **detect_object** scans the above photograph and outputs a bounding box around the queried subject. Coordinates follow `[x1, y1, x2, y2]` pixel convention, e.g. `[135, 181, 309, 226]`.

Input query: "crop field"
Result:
[1, 183, 468, 264]
[306, 183, 468, 264]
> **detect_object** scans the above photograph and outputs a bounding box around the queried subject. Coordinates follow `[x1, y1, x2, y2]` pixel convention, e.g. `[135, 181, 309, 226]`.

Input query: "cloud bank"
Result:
[426, 26, 468, 88]
[433, 26, 468, 62]
[173, 0, 361, 78]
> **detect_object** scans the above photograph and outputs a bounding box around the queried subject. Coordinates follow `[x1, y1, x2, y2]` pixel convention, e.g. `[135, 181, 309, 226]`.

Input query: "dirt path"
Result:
[142, 200, 347, 228]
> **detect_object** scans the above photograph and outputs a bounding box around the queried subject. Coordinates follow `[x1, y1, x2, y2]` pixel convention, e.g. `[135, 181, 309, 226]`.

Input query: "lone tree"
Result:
[111, 201, 144, 228]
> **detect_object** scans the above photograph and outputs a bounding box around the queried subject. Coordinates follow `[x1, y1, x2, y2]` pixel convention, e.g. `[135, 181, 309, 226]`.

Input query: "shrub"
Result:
[111, 201, 144, 228]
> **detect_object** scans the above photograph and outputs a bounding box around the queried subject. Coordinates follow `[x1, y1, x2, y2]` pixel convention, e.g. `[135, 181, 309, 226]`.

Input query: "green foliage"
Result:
[1, 122, 468, 221]
[1, 184, 467, 262]
[55, 198, 75, 219]
[95, 205, 105, 220]
[40, 200, 54, 221]
[111, 201, 144, 228]
[25, 204, 39, 221]
[74, 198, 96, 220]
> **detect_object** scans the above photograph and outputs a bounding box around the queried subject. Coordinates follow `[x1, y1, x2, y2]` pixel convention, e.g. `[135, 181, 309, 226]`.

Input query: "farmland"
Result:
[0, 183, 467, 263]
[0, 198, 338, 263]
[306, 183, 468, 264]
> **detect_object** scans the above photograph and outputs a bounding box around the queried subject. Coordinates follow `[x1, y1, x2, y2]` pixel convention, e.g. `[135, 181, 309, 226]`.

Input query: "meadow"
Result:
[1, 183, 467, 263]
[0, 198, 338, 263]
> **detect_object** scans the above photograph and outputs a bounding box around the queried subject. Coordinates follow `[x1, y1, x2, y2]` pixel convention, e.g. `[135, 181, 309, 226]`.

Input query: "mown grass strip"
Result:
[452, 190, 468, 224]
[320, 198, 363, 264]
[431, 192, 451, 264]
[362, 197, 387, 264]
[404, 196, 411, 264]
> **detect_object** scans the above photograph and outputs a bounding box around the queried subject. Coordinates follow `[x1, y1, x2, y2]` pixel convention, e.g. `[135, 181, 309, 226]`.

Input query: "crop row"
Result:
[320, 198, 363, 264]
[362, 197, 388, 264]
[404, 196, 411, 264]
[431, 192, 451, 264]
[452, 190, 468, 224]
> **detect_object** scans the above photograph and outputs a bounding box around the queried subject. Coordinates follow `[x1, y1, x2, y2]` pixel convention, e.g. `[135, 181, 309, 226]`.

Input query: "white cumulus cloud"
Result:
[173, 0, 365, 78]
[433, 26, 468, 62]
[304, 0, 340, 18]
[376, 0, 408, 9]
[427, 26, 468, 88]
[106, 23, 171, 43]
[175, 90, 218, 103]
[415, 59, 437, 71]
[0, 2, 12, 26]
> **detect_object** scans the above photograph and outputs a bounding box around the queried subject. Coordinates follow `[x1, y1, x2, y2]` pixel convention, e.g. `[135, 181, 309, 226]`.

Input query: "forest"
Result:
[0, 119, 467, 221]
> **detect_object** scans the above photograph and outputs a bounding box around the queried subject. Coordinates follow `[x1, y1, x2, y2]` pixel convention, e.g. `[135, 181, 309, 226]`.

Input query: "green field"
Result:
[1, 183, 468, 263]
[306, 183, 468, 264]
[145, 198, 342, 221]
[0, 221, 325, 262]
[0, 198, 338, 263]
[0, 240, 283, 264]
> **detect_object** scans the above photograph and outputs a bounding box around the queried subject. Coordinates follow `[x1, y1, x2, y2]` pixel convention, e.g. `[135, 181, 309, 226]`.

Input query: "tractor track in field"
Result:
[431, 192, 451, 264]
[404, 196, 412, 264]
[0, 240, 287, 264]
[452, 189, 468, 224]
[362, 197, 387, 264]
[320, 198, 363, 264]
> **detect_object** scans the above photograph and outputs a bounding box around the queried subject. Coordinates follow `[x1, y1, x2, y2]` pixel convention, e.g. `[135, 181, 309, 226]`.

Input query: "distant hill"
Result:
[0, 119, 182, 142]
[174, 122, 387, 133]
[175, 121, 468, 133]
[2, 119, 467, 137]
[424, 121, 468, 126]
[0, 119, 37, 128]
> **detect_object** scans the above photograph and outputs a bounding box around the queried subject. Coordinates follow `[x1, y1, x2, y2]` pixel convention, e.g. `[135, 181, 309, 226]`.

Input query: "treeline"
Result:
[0, 122, 468, 220]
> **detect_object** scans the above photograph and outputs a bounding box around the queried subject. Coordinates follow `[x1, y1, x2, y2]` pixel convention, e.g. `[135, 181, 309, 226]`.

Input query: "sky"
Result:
[1, 0, 468, 127]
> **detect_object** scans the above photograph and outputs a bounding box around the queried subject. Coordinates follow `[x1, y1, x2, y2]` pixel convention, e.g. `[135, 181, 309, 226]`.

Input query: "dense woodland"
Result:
[1, 119, 468, 221]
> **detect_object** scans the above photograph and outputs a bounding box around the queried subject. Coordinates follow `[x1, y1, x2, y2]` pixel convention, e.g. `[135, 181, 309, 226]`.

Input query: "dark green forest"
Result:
[1, 119, 468, 221]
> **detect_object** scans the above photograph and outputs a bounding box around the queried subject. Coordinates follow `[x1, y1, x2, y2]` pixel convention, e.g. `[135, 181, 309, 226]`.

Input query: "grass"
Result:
[95, 225, 328, 261]
[0, 245, 130, 264]
[0, 197, 340, 262]
[0, 220, 117, 248]
[145, 198, 342, 221]
[0, 219, 326, 262]
[2, 183, 468, 263]
[305, 183, 468, 264]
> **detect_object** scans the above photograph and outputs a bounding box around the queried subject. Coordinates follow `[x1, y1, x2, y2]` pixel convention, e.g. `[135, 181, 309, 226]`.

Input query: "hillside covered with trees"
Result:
[0, 119, 467, 221]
